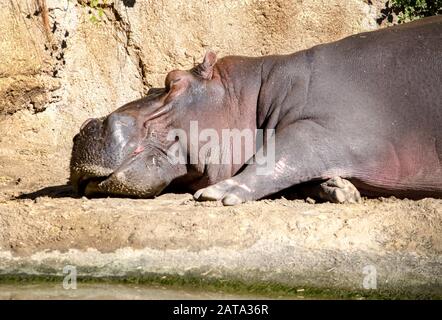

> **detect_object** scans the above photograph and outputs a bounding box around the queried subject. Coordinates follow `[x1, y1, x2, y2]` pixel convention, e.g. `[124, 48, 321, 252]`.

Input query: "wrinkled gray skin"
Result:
[71, 16, 442, 205]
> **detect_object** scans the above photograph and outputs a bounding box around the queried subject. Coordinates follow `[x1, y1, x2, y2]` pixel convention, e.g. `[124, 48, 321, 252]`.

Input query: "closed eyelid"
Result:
[166, 78, 181, 90]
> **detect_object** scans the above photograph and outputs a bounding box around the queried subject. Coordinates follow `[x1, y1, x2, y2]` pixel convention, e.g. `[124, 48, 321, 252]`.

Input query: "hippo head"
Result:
[70, 52, 223, 197]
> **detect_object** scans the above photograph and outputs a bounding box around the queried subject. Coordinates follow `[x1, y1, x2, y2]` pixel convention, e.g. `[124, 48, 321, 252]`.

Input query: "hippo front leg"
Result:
[194, 120, 361, 205]
[194, 178, 258, 205]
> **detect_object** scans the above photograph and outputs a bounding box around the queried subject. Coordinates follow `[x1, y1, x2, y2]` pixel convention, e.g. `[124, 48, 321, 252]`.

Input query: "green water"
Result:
[0, 275, 426, 299]
[0, 283, 296, 300]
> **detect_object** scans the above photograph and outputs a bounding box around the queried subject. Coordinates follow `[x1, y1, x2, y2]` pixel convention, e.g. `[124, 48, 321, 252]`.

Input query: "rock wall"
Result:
[0, 0, 378, 193]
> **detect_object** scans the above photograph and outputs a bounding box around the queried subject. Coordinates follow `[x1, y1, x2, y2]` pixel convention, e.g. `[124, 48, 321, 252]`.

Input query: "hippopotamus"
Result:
[70, 16, 442, 205]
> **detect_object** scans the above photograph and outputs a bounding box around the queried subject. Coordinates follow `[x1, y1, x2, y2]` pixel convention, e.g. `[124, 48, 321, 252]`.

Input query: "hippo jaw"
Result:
[70, 113, 186, 198]
[71, 152, 177, 198]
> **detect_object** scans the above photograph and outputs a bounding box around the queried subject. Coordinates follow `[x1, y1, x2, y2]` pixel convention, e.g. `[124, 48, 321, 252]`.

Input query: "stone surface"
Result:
[0, 194, 441, 297]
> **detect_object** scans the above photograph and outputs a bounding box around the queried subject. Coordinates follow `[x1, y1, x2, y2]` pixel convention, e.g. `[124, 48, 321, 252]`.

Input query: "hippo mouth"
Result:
[70, 143, 182, 198]
[73, 149, 146, 197]
[75, 175, 110, 197]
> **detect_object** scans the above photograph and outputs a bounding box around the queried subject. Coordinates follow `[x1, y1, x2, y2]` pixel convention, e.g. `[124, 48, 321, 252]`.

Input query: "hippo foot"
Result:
[193, 179, 251, 206]
[317, 177, 362, 204]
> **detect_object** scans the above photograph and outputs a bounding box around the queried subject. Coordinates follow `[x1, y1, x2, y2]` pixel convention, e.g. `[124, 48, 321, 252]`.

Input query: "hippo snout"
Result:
[70, 110, 185, 198]
[71, 114, 138, 177]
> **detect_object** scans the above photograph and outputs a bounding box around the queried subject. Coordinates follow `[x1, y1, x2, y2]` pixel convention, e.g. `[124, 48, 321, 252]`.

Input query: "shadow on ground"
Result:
[17, 184, 75, 200]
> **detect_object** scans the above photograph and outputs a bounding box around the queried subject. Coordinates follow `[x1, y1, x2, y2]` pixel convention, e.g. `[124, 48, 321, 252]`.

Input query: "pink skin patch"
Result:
[133, 145, 145, 155]
[360, 134, 441, 190]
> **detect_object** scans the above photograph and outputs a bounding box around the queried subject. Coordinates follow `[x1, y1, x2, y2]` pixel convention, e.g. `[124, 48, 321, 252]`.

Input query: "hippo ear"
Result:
[193, 51, 217, 80]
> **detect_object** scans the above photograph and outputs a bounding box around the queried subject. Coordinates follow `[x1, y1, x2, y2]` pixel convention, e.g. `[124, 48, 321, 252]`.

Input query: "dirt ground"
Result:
[1, 172, 441, 258]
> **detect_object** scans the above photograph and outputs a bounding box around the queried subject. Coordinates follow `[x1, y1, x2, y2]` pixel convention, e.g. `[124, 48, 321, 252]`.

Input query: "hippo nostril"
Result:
[80, 118, 94, 131]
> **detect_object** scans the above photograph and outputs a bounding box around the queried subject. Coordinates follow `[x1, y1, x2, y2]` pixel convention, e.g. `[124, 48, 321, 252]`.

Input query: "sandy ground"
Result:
[0, 181, 441, 257]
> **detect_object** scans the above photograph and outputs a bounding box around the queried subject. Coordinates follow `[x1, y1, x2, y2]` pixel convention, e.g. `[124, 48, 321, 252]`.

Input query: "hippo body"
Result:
[71, 16, 442, 205]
